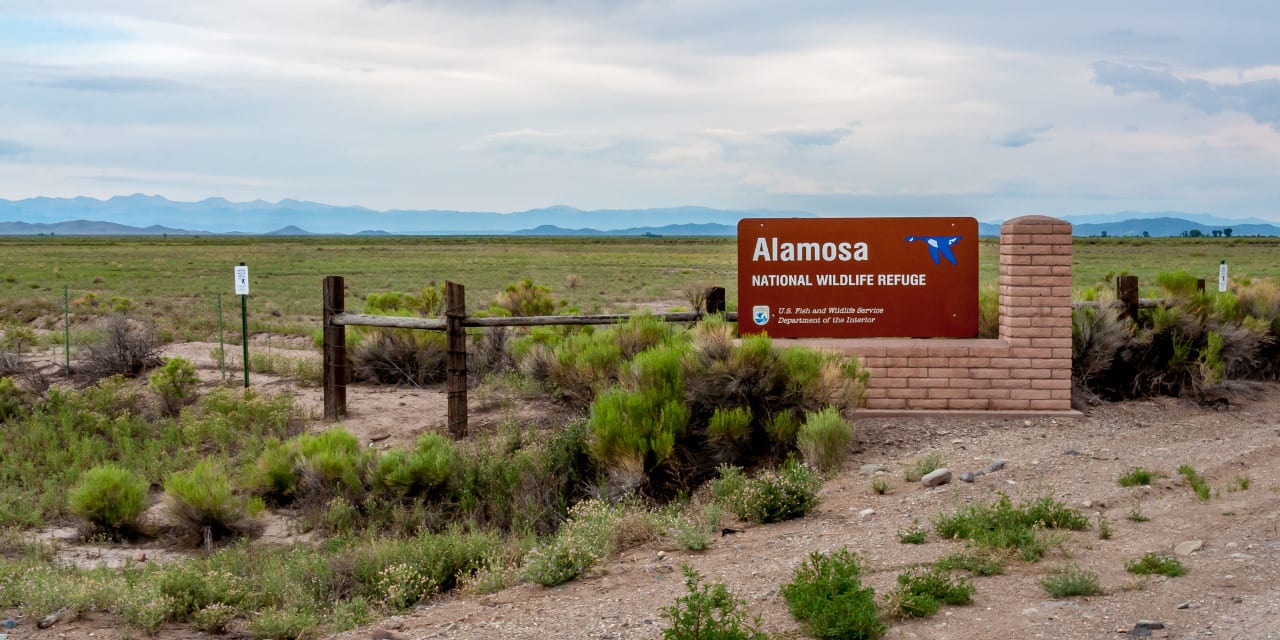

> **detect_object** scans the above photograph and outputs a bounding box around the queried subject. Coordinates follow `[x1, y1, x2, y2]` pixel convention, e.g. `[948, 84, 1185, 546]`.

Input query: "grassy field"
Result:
[2, 235, 1278, 341]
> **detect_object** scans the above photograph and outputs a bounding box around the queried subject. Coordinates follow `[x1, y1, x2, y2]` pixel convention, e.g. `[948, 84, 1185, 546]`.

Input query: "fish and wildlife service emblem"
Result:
[752, 305, 770, 326]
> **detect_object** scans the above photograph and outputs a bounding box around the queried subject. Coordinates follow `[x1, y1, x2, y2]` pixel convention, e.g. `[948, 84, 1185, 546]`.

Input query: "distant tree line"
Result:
[1098, 227, 1237, 238]
[1179, 227, 1233, 238]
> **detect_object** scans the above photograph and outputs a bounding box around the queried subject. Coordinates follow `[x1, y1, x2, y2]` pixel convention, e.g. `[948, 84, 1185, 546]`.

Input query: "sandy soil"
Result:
[12, 341, 1280, 640]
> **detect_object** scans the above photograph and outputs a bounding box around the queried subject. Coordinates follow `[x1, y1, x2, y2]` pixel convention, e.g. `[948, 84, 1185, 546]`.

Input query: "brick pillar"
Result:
[998, 215, 1073, 411]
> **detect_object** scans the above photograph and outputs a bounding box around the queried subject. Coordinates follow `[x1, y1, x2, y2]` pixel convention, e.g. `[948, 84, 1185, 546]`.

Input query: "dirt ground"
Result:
[15, 341, 1280, 640]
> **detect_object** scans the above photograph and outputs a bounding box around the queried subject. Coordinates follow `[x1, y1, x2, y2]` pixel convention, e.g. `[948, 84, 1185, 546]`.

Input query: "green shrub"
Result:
[658, 502, 722, 552]
[522, 499, 622, 587]
[491, 278, 557, 317]
[1040, 565, 1101, 598]
[589, 344, 689, 491]
[1097, 514, 1112, 540]
[707, 406, 753, 446]
[193, 603, 236, 634]
[248, 606, 318, 640]
[884, 568, 975, 619]
[374, 433, 455, 497]
[0, 376, 28, 423]
[149, 356, 200, 417]
[796, 407, 853, 473]
[372, 562, 439, 610]
[532, 315, 868, 497]
[67, 464, 150, 537]
[1118, 467, 1157, 487]
[162, 459, 262, 546]
[763, 411, 801, 447]
[242, 439, 300, 505]
[338, 527, 499, 605]
[1125, 552, 1186, 577]
[155, 559, 245, 620]
[710, 459, 823, 524]
[1156, 270, 1201, 297]
[933, 493, 1087, 561]
[661, 565, 767, 640]
[1177, 464, 1211, 502]
[780, 547, 885, 640]
[935, 552, 1003, 576]
[295, 429, 369, 503]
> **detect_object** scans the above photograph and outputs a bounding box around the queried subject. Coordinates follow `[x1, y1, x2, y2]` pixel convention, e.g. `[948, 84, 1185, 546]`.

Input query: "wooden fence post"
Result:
[704, 286, 725, 315]
[445, 281, 467, 439]
[1196, 278, 1206, 293]
[322, 275, 347, 420]
[1117, 275, 1139, 321]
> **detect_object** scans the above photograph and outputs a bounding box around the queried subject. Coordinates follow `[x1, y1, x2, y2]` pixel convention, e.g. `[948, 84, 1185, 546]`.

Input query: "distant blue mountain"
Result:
[0, 195, 1275, 237]
[0, 195, 813, 234]
[1071, 217, 1280, 237]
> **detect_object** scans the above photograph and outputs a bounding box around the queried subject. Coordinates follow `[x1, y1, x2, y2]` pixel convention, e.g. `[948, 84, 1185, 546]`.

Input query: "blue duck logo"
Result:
[904, 235, 962, 266]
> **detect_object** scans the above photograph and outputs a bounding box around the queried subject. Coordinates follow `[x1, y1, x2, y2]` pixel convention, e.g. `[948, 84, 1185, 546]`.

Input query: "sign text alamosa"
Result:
[737, 217, 979, 338]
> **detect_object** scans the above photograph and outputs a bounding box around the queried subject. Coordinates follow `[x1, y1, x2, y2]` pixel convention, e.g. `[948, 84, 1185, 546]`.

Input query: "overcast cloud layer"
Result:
[1, 1, 1278, 220]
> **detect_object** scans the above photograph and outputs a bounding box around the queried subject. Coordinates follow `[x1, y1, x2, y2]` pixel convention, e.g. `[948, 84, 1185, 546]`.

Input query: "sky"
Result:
[1, 1, 1278, 221]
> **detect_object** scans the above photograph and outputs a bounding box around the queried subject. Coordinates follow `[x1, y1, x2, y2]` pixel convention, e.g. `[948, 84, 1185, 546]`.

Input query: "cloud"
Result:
[768, 126, 855, 147]
[463, 129, 672, 168]
[0, 139, 31, 155]
[991, 125, 1053, 148]
[1093, 61, 1280, 129]
[33, 75, 191, 93]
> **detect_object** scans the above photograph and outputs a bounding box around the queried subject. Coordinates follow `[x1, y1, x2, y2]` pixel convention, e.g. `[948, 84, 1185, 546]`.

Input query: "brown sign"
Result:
[737, 217, 979, 338]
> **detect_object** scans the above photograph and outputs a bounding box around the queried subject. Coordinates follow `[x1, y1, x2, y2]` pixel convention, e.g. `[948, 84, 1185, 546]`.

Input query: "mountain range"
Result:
[0, 195, 1276, 238]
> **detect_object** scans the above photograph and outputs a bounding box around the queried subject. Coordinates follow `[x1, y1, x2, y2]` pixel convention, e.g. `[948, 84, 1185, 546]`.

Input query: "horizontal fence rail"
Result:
[331, 310, 739, 331]
[322, 276, 729, 436]
[1070, 299, 1162, 309]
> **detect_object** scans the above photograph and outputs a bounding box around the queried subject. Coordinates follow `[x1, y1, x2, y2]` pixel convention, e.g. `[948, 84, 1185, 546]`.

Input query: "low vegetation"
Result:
[1117, 466, 1158, 487]
[709, 459, 824, 524]
[661, 565, 768, 640]
[884, 567, 975, 619]
[932, 493, 1089, 561]
[1040, 565, 1102, 598]
[1125, 552, 1187, 577]
[67, 464, 150, 539]
[780, 547, 885, 640]
[1177, 464, 1212, 502]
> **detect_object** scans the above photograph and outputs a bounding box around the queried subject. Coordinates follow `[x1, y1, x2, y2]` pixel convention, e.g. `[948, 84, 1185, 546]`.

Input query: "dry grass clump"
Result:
[79, 314, 163, 380]
[350, 330, 447, 386]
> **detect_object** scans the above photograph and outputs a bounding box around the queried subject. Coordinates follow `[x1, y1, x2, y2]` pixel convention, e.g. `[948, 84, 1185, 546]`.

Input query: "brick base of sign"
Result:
[784, 216, 1079, 417]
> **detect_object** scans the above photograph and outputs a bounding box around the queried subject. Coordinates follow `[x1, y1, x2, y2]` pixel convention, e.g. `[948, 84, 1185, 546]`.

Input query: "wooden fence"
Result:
[1070, 274, 1208, 319]
[322, 275, 730, 437]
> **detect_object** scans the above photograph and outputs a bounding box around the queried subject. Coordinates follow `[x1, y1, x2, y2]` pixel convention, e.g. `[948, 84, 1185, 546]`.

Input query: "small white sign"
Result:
[1218, 262, 1228, 293]
[234, 265, 250, 295]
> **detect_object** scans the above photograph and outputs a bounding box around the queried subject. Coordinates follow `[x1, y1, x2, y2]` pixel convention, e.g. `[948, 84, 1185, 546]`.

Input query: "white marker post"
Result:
[234, 263, 250, 387]
[1218, 260, 1228, 293]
